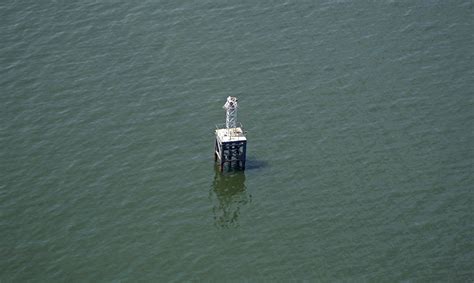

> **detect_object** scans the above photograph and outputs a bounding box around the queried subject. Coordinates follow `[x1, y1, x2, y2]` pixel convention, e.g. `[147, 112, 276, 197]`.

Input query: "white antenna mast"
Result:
[223, 96, 238, 128]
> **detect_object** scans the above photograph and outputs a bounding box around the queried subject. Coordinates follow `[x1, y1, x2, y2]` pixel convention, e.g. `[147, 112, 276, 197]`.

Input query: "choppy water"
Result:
[1, 0, 473, 281]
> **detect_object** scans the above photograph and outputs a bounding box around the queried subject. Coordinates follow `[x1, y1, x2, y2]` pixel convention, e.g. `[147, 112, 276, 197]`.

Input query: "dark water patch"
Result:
[243, 158, 269, 171]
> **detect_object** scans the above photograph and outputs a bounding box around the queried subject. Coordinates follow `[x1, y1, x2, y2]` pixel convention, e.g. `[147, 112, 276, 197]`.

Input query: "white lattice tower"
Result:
[223, 96, 238, 128]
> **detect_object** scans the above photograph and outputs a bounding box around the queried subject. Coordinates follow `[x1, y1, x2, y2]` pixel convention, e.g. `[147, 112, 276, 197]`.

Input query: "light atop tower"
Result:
[223, 96, 238, 129]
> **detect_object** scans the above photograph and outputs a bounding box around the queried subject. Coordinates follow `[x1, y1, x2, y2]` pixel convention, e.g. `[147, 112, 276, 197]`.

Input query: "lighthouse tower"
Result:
[214, 96, 247, 172]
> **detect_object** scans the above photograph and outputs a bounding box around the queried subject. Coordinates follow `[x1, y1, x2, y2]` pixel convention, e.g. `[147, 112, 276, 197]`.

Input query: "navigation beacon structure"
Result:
[214, 96, 247, 172]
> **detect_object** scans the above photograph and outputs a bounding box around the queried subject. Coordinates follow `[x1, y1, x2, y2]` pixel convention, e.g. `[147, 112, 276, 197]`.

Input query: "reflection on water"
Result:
[210, 168, 251, 228]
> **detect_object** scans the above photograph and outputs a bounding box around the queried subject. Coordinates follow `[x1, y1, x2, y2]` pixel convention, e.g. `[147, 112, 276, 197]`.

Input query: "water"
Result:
[1, 0, 473, 281]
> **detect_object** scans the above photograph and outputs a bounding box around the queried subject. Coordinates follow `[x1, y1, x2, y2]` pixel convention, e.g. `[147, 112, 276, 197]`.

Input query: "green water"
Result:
[1, 0, 473, 281]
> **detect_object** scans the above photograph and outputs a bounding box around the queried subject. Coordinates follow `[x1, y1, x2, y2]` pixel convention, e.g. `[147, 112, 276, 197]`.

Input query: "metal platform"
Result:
[215, 127, 247, 143]
[214, 98, 247, 172]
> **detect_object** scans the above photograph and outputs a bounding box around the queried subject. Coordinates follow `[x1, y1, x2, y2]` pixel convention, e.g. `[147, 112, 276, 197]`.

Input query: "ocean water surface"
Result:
[1, 0, 473, 281]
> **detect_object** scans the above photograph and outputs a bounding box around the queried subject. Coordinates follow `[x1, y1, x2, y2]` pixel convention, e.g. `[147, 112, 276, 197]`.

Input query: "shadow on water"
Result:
[210, 167, 252, 228]
[243, 158, 269, 171]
